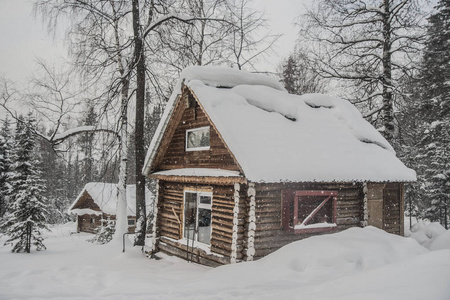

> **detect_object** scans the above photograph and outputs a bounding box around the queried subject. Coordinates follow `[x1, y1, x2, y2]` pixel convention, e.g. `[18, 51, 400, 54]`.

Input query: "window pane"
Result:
[184, 193, 197, 239]
[187, 127, 210, 149]
[199, 195, 211, 205]
[298, 196, 332, 224]
[197, 208, 211, 245]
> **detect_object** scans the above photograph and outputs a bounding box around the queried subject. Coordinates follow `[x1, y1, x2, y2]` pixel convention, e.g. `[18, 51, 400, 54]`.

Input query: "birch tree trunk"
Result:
[114, 78, 130, 241]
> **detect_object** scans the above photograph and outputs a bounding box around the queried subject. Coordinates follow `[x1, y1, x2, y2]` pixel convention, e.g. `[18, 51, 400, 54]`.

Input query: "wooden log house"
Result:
[143, 66, 416, 267]
[68, 182, 152, 234]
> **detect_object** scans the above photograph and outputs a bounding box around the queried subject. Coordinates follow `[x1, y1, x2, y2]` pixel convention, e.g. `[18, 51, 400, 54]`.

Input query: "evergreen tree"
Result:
[282, 55, 299, 94]
[36, 127, 70, 224]
[412, 0, 450, 228]
[78, 105, 98, 185]
[281, 52, 325, 95]
[89, 216, 115, 244]
[0, 118, 12, 218]
[0, 114, 50, 252]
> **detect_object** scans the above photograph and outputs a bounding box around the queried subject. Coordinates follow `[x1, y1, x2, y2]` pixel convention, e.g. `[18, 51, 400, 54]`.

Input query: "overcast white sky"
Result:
[0, 0, 310, 84]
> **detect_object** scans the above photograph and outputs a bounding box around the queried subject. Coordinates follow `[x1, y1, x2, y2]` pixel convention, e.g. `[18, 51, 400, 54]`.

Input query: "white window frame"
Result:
[185, 126, 210, 151]
[183, 190, 213, 246]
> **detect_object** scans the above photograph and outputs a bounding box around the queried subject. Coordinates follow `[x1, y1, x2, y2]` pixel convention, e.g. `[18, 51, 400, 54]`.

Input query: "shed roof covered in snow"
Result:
[68, 182, 153, 216]
[143, 66, 416, 183]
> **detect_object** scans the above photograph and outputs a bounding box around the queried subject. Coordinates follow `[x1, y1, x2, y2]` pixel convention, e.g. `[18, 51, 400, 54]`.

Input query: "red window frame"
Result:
[282, 190, 338, 233]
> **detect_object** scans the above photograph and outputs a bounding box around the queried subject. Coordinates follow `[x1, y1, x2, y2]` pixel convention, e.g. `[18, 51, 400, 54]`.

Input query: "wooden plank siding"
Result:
[78, 214, 103, 233]
[155, 180, 245, 266]
[77, 214, 137, 234]
[383, 183, 403, 236]
[154, 89, 241, 173]
[250, 182, 364, 259]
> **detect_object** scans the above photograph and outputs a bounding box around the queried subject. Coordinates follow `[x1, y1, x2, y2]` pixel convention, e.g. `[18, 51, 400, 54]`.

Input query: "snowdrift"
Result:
[200, 226, 427, 288]
[1, 224, 449, 299]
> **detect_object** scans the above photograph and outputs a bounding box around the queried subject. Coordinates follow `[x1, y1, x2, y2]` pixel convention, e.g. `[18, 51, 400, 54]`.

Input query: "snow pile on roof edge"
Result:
[181, 66, 286, 91]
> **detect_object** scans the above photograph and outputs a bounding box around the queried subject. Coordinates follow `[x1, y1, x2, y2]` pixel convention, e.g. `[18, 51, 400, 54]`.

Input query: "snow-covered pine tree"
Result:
[281, 52, 325, 95]
[0, 117, 13, 219]
[0, 114, 50, 252]
[416, 0, 450, 228]
[89, 216, 115, 244]
[78, 104, 98, 185]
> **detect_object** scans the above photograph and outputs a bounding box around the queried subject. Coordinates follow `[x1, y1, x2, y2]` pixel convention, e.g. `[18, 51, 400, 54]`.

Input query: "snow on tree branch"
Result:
[50, 126, 118, 144]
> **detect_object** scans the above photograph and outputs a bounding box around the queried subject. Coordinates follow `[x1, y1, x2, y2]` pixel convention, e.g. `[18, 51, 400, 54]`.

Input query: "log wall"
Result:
[154, 179, 404, 265]
[251, 182, 364, 259]
[77, 214, 136, 234]
[78, 214, 102, 233]
[155, 180, 245, 266]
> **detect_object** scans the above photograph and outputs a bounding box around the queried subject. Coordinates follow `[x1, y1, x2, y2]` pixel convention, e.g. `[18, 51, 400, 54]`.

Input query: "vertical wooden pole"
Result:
[246, 183, 256, 261]
[293, 196, 299, 225]
[400, 183, 405, 236]
[151, 180, 160, 255]
[361, 183, 368, 227]
[230, 183, 240, 263]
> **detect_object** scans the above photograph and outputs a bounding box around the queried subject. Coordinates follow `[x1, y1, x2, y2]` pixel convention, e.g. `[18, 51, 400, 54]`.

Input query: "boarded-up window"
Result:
[282, 190, 337, 233]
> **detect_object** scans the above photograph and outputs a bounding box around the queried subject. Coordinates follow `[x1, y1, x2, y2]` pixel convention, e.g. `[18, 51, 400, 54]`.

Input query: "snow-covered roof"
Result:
[68, 182, 153, 216]
[143, 66, 416, 183]
[152, 168, 242, 178]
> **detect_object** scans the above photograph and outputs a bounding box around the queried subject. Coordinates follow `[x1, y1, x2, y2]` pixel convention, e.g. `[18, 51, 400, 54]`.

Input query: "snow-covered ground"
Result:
[1, 223, 449, 300]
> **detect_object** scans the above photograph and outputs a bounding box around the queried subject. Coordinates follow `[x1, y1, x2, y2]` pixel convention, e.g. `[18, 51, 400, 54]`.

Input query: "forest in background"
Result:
[0, 0, 448, 251]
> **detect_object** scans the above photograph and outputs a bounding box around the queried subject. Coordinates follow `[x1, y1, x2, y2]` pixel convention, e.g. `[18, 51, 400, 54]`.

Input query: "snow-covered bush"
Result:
[406, 221, 450, 250]
[89, 217, 115, 244]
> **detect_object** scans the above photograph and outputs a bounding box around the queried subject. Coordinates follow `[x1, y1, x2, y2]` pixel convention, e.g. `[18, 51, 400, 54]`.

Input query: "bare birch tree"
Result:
[299, 0, 430, 142]
[35, 0, 280, 248]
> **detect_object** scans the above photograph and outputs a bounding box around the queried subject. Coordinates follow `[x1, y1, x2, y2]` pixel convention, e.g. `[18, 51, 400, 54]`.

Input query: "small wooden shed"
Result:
[143, 66, 416, 267]
[68, 182, 152, 233]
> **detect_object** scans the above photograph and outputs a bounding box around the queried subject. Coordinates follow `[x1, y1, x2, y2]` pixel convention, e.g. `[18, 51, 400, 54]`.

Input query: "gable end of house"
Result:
[148, 85, 243, 175]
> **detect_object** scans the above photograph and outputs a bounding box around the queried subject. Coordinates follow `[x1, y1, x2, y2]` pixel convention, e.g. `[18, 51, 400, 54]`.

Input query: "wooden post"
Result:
[246, 183, 256, 261]
[400, 183, 405, 236]
[361, 183, 368, 227]
[230, 183, 240, 263]
[151, 180, 160, 254]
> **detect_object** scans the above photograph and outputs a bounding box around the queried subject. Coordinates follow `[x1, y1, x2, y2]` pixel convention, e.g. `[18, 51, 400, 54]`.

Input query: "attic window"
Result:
[186, 126, 210, 151]
[282, 190, 337, 233]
